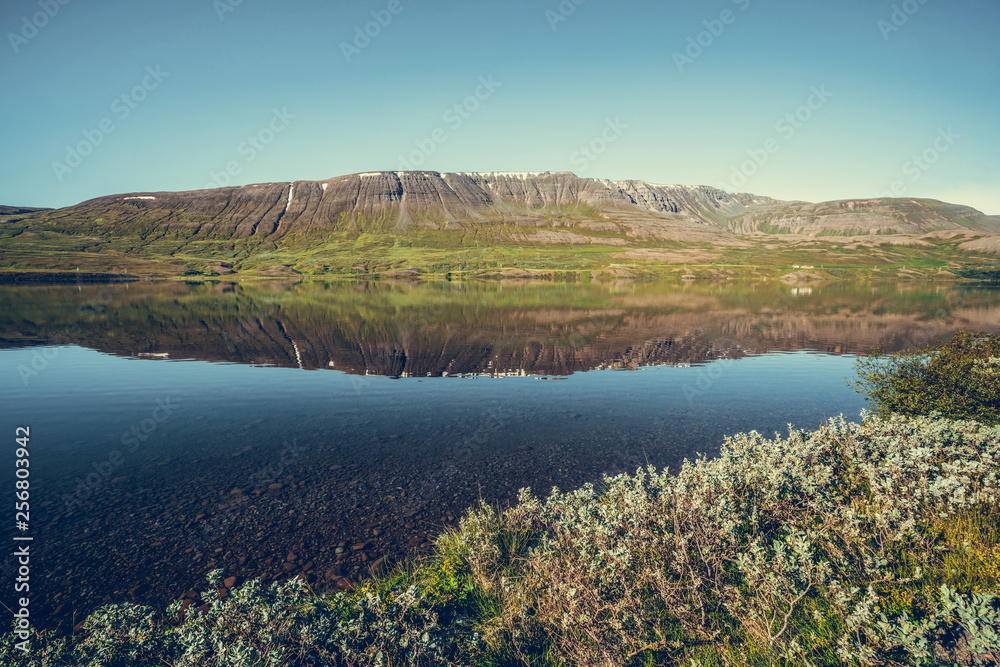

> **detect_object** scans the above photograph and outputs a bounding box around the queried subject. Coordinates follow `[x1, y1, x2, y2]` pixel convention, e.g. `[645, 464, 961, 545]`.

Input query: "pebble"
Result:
[268, 483, 283, 490]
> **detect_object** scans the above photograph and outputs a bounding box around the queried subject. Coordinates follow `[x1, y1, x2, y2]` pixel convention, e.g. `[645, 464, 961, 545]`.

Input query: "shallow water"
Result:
[2, 279, 998, 630]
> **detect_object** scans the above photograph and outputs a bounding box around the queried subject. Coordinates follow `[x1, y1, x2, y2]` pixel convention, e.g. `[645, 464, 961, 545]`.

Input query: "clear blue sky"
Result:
[2, 0, 998, 212]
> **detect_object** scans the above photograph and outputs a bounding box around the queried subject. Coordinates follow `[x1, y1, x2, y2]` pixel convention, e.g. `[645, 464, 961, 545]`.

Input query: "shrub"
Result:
[3, 415, 998, 666]
[854, 331, 1000, 425]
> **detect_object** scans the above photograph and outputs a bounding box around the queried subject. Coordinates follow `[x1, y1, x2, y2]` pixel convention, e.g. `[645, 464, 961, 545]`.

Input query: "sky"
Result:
[1, 0, 998, 213]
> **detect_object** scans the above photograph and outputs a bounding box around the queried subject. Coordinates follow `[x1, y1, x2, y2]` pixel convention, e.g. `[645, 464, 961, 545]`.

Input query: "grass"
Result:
[1, 211, 996, 282]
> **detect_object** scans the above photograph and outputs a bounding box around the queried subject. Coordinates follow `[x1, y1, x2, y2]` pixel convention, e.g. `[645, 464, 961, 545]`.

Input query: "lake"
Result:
[2, 279, 998, 631]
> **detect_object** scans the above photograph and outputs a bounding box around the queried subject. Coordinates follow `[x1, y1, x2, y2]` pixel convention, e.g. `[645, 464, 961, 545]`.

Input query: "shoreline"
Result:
[4, 412, 998, 665]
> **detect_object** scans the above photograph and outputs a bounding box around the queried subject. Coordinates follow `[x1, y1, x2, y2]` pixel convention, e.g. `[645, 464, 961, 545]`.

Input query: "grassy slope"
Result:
[1, 202, 998, 281]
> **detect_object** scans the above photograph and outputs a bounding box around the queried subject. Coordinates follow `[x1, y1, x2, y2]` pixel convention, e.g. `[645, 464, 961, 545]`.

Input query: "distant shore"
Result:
[0, 271, 139, 285]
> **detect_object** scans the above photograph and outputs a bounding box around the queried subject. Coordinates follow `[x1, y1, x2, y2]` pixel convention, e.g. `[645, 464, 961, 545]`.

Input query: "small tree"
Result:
[854, 330, 1000, 425]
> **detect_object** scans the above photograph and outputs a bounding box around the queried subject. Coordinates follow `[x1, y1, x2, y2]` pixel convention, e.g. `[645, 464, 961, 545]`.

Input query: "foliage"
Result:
[3, 414, 999, 666]
[854, 331, 1000, 425]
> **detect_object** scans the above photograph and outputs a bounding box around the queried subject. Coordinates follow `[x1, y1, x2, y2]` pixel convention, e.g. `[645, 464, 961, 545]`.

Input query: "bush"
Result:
[5, 414, 998, 666]
[854, 331, 1000, 425]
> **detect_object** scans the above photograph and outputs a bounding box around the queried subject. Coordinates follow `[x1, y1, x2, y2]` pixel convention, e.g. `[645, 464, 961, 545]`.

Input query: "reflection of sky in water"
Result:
[2, 345, 865, 494]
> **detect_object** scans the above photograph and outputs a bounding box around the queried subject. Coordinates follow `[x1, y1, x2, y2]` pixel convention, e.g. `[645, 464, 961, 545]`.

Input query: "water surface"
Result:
[2, 279, 998, 630]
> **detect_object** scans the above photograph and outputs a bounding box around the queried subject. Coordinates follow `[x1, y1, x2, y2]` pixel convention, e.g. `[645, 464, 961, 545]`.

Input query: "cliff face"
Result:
[23, 172, 1000, 244]
[728, 198, 1000, 235]
[60, 171, 775, 240]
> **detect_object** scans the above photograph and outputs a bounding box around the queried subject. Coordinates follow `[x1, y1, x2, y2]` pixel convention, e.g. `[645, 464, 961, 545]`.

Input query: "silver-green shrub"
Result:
[3, 414, 998, 666]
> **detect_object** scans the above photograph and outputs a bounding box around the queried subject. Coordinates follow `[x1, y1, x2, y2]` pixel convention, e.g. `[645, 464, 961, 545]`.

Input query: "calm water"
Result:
[2, 279, 998, 630]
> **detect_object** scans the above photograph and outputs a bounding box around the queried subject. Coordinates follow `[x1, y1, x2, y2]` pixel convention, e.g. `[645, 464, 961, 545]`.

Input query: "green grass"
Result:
[2, 210, 996, 282]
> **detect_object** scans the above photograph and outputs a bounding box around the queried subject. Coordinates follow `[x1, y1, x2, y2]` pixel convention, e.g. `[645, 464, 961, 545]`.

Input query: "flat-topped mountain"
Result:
[59, 171, 776, 240]
[3, 171, 998, 277]
[729, 197, 1000, 236]
[17, 171, 1000, 240]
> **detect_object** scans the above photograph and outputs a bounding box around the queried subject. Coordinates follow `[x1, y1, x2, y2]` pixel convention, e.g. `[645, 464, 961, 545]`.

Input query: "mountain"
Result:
[728, 198, 1000, 236]
[18, 171, 1000, 240]
[0, 205, 51, 215]
[3, 171, 999, 277]
[44, 171, 776, 242]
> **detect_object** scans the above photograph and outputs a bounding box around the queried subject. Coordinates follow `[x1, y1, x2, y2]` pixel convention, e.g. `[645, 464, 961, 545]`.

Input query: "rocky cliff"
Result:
[49, 171, 776, 240]
[11, 172, 1000, 255]
[728, 198, 1000, 235]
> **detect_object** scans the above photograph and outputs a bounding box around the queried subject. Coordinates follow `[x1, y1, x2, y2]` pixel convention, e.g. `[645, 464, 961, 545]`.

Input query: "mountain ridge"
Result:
[25, 170, 1000, 240]
[62, 171, 777, 241]
[3, 170, 998, 278]
[0, 205, 52, 215]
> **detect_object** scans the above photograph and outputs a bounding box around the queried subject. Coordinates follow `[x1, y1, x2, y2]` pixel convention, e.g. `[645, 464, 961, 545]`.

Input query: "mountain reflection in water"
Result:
[2, 279, 998, 375]
[1, 279, 998, 634]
